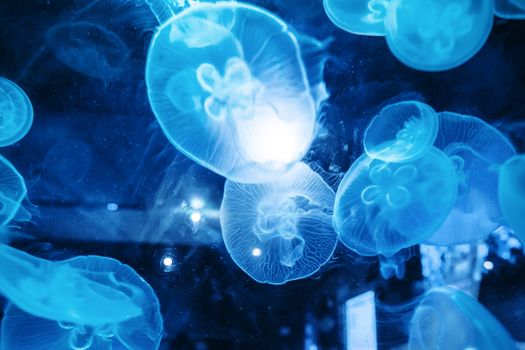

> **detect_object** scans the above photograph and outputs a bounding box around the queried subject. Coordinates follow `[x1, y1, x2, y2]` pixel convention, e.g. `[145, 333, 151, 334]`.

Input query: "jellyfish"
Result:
[426, 112, 516, 246]
[363, 100, 439, 163]
[1, 253, 164, 350]
[384, 0, 494, 71]
[146, 2, 318, 184]
[323, 0, 391, 36]
[0, 77, 33, 147]
[45, 21, 130, 80]
[409, 287, 517, 350]
[334, 147, 457, 257]
[220, 162, 338, 284]
[499, 155, 525, 244]
[494, 0, 525, 19]
[0, 155, 30, 226]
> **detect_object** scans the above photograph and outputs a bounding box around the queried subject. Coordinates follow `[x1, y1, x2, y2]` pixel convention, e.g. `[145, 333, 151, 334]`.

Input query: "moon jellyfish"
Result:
[499, 155, 525, 244]
[45, 21, 130, 80]
[334, 147, 457, 257]
[409, 287, 517, 350]
[0, 156, 29, 226]
[384, 0, 494, 71]
[146, 2, 317, 183]
[426, 112, 516, 246]
[0, 77, 33, 147]
[220, 162, 338, 284]
[1, 254, 163, 350]
[323, 0, 391, 36]
[494, 0, 525, 19]
[364, 100, 439, 162]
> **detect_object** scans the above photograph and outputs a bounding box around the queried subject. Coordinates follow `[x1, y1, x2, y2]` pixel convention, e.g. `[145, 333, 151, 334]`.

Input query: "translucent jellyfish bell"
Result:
[0, 156, 28, 226]
[364, 100, 439, 162]
[426, 112, 516, 246]
[494, 0, 525, 19]
[384, 0, 494, 71]
[220, 162, 338, 284]
[499, 155, 525, 244]
[146, 2, 317, 183]
[334, 147, 457, 257]
[0, 77, 33, 147]
[323, 0, 391, 36]
[409, 287, 517, 350]
[1, 254, 164, 350]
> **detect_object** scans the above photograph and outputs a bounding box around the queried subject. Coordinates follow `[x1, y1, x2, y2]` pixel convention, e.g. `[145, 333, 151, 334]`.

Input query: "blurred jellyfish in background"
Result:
[323, 0, 391, 36]
[384, 0, 494, 71]
[1, 253, 164, 350]
[0, 77, 33, 147]
[494, 0, 525, 19]
[426, 112, 516, 246]
[0, 155, 31, 226]
[220, 162, 338, 284]
[334, 148, 457, 257]
[409, 287, 517, 350]
[499, 155, 525, 244]
[364, 100, 439, 163]
[146, 2, 321, 184]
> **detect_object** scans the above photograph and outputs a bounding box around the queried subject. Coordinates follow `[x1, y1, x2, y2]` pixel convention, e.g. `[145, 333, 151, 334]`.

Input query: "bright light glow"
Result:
[483, 261, 494, 270]
[106, 203, 118, 211]
[252, 248, 262, 257]
[190, 212, 202, 223]
[190, 197, 205, 209]
[162, 257, 174, 267]
[345, 291, 377, 350]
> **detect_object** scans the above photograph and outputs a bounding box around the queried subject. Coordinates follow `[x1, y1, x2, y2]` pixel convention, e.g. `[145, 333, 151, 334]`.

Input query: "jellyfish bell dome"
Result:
[499, 155, 525, 244]
[0, 77, 33, 147]
[220, 162, 338, 284]
[323, 0, 390, 36]
[384, 0, 494, 71]
[426, 112, 516, 246]
[334, 147, 457, 257]
[364, 100, 439, 163]
[146, 1, 317, 184]
[0, 155, 28, 226]
[494, 0, 525, 19]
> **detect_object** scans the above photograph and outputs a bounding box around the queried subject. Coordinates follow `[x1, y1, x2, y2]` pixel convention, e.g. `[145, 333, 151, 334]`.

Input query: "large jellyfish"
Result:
[220, 162, 338, 284]
[426, 112, 516, 246]
[323, 0, 391, 36]
[494, 0, 525, 19]
[0, 155, 29, 226]
[0, 77, 33, 147]
[45, 21, 130, 80]
[334, 147, 457, 257]
[384, 0, 494, 71]
[363, 100, 439, 163]
[1, 253, 164, 350]
[499, 155, 525, 244]
[409, 287, 517, 350]
[146, 2, 318, 184]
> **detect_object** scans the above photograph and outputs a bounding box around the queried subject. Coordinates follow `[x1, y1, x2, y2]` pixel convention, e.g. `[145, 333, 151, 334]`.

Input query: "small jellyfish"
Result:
[409, 287, 517, 350]
[323, 0, 391, 36]
[499, 155, 525, 244]
[384, 0, 494, 71]
[426, 112, 516, 246]
[0, 77, 33, 147]
[220, 162, 338, 284]
[45, 21, 130, 80]
[334, 147, 457, 257]
[0, 156, 29, 226]
[363, 100, 439, 162]
[1, 253, 164, 350]
[146, 2, 318, 183]
[494, 0, 525, 19]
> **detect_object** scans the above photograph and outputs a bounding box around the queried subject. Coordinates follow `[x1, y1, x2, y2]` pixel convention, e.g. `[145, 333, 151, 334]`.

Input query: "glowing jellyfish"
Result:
[0, 156, 29, 226]
[409, 287, 517, 350]
[334, 147, 457, 257]
[146, 2, 317, 184]
[494, 0, 525, 19]
[0, 77, 33, 147]
[364, 100, 439, 162]
[1, 253, 164, 350]
[45, 21, 130, 79]
[426, 112, 516, 246]
[499, 155, 525, 244]
[384, 0, 494, 71]
[220, 162, 338, 284]
[323, 0, 391, 36]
